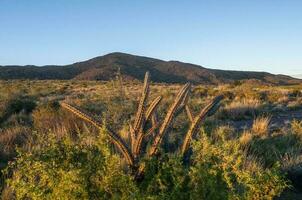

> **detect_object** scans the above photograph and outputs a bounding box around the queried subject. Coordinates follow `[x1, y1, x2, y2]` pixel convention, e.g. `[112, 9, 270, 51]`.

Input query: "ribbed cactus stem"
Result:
[148, 83, 191, 156]
[145, 96, 162, 121]
[105, 127, 135, 166]
[129, 123, 135, 151]
[133, 72, 150, 133]
[181, 95, 224, 155]
[60, 102, 134, 167]
[60, 102, 102, 129]
[132, 72, 151, 159]
[185, 105, 193, 122]
[132, 96, 162, 157]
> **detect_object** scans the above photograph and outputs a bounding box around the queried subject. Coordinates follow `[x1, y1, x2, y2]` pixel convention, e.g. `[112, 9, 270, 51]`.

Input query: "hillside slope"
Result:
[0, 52, 300, 85]
[293, 74, 302, 79]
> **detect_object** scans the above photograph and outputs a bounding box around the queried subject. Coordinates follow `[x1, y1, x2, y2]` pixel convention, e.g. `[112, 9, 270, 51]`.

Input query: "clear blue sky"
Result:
[0, 0, 301, 75]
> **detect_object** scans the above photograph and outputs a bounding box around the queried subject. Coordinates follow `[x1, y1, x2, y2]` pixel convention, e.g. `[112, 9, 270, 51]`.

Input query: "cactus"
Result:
[148, 83, 191, 156]
[60, 71, 224, 180]
[181, 95, 224, 155]
[60, 102, 135, 166]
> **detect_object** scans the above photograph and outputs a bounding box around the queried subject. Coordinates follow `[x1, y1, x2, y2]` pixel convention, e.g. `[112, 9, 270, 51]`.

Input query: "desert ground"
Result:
[0, 77, 302, 199]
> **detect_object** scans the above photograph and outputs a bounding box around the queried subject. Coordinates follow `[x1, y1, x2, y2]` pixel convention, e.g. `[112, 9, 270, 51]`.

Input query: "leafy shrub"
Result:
[140, 156, 190, 200]
[190, 135, 288, 199]
[5, 132, 138, 200]
[4, 128, 289, 200]
[0, 95, 36, 126]
[245, 129, 302, 167]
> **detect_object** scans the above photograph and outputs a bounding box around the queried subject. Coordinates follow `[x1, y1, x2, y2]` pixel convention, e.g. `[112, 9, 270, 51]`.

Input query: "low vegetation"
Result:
[0, 74, 301, 199]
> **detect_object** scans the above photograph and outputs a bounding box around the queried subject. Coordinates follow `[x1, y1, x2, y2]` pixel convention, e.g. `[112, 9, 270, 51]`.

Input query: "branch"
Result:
[133, 122, 159, 159]
[151, 113, 158, 126]
[174, 87, 191, 116]
[185, 105, 194, 122]
[133, 71, 150, 134]
[129, 123, 135, 151]
[132, 96, 162, 157]
[181, 95, 224, 155]
[60, 102, 134, 167]
[105, 127, 135, 167]
[148, 83, 191, 156]
[144, 123, 159, 138]
[60, 102, 102, 129]
[145, 96, 162, 121]
[132, 72, 151, 159]
[179, 86, 191, 108]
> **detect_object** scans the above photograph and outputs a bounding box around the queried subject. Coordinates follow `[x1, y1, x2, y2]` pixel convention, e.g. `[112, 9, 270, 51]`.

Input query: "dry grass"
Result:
[239, 130, 253, 147]
[0, 126, 30, 165]
[219, 98, 261, 120]
[212, 125, 236, 142]
[251, 116, 271, 137]
[291, 120, 302, 137]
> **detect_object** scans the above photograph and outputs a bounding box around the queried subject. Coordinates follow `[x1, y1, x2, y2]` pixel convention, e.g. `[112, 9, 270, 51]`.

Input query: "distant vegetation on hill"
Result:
[0, 52, 300, 85]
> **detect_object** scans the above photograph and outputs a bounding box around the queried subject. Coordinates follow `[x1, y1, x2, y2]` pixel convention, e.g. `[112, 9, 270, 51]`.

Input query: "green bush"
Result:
[5, 132, 138, 200]
[0, 95, 36, 126]
[190, 135, 289, 199]
[4, 128, 289, 200]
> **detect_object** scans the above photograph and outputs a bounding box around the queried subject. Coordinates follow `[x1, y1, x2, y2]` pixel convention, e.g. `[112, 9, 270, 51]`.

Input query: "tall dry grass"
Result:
[251, 116, 271, 137]
[218, 98, 261, 120]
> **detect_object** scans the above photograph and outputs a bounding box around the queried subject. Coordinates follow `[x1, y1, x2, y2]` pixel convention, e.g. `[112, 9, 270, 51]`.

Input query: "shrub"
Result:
[0, 95, 36, 126]
[191, 135, 289, 199]
[4, 127, 290, 200]
[5, 131, 139, 200]
[32, 101, 63, 132]
[8, 96, 36, 114]
[247, 127, 302, 168]
[140, 156, 190, 200]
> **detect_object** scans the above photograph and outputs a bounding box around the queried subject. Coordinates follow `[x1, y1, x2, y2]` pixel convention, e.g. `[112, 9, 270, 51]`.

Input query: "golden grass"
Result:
[220, 98, 261, 120]
[251, 116, 271, 137]
[239, 131, 253, 147]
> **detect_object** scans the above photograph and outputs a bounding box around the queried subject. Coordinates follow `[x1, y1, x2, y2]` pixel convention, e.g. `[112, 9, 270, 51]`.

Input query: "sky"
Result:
[0, 0, 301, 75]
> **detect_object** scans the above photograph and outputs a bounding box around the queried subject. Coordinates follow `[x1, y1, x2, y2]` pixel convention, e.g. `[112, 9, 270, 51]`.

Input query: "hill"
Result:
[293, 74, 302, 79]
[0, 52, 300, 85]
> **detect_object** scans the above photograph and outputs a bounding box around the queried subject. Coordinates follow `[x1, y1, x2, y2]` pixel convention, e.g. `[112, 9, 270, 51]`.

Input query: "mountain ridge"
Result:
[0, 52, 301, 85]
[293, 74, 302, 79]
